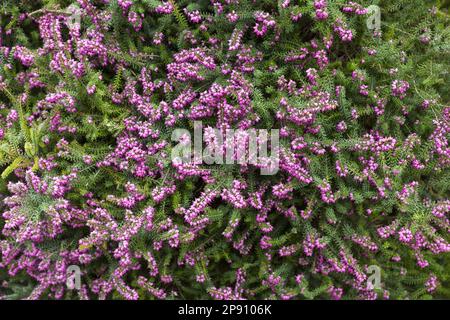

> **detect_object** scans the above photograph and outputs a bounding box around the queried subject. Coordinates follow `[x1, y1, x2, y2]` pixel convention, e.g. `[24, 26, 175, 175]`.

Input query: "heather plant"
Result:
[0, 0, 449, 300]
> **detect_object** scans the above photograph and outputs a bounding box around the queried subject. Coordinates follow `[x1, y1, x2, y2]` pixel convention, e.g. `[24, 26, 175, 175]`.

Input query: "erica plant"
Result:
[0, 0, 449, 300]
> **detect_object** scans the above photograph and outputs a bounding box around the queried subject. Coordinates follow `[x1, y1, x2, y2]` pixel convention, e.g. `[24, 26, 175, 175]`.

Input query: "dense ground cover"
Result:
[0, 0, 449, 300]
